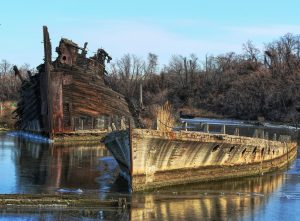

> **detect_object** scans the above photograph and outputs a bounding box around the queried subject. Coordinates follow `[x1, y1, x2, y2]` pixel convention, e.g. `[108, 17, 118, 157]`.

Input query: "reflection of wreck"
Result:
[14, 26, 132, 140]
[104, 103, 298, 191]
[131, 173, 285, 221]
[14, 138, 112, 191]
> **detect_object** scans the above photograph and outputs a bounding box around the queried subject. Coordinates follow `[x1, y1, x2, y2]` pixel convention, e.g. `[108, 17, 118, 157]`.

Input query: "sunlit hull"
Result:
[104, 129, 298, 191]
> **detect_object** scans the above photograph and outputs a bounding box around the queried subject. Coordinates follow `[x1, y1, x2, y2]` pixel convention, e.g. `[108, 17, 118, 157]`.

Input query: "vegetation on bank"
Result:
[0, 101, 16, 130]
[0, 61, 30, 129]
[1, 33, 300, 128]
[107, 34, 300, 125]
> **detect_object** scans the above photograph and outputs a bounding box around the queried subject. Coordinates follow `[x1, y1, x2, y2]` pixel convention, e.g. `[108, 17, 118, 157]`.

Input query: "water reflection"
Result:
[131, 172, 285, 221]
[0, 132, 116, 194]
[0, 208, 129, 221]
[0, 132, 299, 220]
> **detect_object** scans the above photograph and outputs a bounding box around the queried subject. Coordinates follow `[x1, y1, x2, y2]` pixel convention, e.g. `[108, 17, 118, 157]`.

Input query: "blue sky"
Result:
[1, 0, 300, 68]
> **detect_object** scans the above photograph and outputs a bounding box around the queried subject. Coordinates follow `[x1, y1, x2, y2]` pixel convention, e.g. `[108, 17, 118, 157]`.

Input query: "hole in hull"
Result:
[212, 145, 220, 152]
[229, 146, 235, 153]
[241, 148, 247, 156]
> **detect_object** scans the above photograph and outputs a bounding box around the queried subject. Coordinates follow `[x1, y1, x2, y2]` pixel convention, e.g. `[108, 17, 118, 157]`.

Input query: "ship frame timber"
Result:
[104, 128, 298, 191]
[14, 26, 132, 140]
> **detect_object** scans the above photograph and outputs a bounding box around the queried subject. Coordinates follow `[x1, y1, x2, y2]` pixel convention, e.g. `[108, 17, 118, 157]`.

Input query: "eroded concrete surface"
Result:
[105, 129, 298, 191]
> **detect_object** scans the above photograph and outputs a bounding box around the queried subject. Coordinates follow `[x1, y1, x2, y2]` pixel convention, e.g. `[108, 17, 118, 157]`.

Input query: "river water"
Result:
[0, 120, 299, 220]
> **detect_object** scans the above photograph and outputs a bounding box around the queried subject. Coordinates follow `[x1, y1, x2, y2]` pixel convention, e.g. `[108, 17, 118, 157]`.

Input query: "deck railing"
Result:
[179, 121, 297, 142]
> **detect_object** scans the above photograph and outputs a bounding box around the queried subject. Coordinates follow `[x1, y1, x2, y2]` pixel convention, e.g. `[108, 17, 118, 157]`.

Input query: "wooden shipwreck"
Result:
[14, 26, 132, 140]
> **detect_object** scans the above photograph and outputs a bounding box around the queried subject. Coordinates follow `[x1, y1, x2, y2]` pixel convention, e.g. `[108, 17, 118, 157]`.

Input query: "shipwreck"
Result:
[14, 27, 298, 191]
[14, 26, 133, 141]
[104, 103, 298, 191]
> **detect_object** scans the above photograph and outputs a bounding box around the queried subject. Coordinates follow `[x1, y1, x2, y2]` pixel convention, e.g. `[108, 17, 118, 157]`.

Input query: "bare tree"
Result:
[0, 60, 30, 101]
[145, 53, 158, 75]
[243, 40, 260, 62]
[109, 54, 145, 98]
[0, 59, 11, 76]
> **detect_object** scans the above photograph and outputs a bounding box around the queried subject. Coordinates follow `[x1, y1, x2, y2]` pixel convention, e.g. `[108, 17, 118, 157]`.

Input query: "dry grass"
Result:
[154, 101, 175, 132]
[0, 100, 17, 130]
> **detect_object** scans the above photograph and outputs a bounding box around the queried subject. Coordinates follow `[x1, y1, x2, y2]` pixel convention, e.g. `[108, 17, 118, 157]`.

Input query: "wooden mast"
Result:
[42, 26, 53, 138]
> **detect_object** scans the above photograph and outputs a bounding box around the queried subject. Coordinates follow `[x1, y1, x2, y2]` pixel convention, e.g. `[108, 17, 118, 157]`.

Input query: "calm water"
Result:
[0, 124, 299, 220]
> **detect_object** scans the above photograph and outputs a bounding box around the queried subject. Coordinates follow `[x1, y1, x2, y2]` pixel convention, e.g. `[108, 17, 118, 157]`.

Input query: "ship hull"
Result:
[104, 129, 298, 191]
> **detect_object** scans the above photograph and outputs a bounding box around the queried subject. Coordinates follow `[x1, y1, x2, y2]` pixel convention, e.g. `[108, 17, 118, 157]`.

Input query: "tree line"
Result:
[107, 33, 300, 124]
[0, 60, 30, 101]
[1, 33, 300, 124]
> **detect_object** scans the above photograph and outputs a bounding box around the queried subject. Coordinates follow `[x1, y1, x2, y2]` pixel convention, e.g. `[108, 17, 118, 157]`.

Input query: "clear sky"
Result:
[1, 0, 300, 68]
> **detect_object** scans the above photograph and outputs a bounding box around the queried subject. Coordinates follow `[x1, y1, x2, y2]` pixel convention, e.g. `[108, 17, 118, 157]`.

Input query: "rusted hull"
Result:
[104, 129, 298, 191]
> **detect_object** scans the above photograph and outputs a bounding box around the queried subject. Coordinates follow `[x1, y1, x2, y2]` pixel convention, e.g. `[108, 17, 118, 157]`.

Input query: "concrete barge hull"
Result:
[104, 129, 298, 191]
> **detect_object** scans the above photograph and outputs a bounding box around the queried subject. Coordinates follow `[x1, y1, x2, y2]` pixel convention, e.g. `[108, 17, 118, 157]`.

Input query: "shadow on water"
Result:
[0, 131, 299, 220]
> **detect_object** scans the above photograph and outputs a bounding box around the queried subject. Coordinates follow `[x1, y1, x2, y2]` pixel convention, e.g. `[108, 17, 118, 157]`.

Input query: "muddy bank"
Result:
[0, 194, 128, 208]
